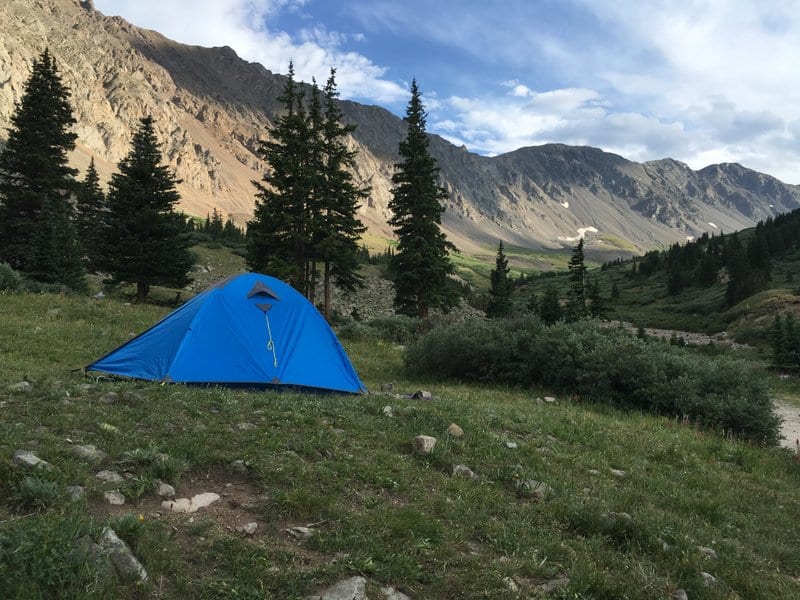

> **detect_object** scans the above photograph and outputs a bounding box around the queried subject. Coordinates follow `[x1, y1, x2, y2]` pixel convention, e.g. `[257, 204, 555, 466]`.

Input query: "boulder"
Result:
[12, 450, 51, 470]
[306, 576, 366, 600]
[96, 470, 123, 483]
[104, 490, 125, 505]
[72, 444, 106, 464]
[98, 527, 148, 582]
[413, 435, 437, 454]
[446, 423, 464, 437]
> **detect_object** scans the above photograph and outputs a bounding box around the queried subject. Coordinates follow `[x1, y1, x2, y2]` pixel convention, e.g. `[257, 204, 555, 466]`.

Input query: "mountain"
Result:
[2, 0, 799, 258]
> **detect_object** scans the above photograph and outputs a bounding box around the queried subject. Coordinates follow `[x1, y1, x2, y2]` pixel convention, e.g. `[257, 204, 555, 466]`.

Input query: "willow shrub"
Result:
[405, 317, 780, 444]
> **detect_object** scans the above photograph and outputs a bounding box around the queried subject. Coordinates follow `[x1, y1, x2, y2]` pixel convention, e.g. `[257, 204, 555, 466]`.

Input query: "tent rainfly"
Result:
[86, 272, 366, 394]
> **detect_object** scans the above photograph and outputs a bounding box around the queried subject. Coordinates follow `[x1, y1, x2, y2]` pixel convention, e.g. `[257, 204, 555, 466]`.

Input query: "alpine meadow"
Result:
[1, 1, 800, 599]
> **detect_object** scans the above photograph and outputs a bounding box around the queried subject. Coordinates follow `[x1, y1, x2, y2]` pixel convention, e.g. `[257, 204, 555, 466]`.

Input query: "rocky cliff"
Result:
[2, 0, 798, 257]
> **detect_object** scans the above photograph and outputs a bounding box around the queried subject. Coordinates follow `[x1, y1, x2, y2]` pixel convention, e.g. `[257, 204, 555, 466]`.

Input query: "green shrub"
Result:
[13, 476, 62, 510]
[0, 262, 22, 292]
[406, 318, 780, 444]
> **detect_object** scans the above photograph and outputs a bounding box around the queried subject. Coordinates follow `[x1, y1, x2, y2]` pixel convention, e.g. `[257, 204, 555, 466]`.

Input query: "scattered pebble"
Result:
[504, 441, 518, 449]
[380, 383, 394, 393]
[610, 468, 626, 478]
[153, 480, 175, 498]
[72, 444, 106, 464]
[447, 423, 464, 437]
[502, 577, 519, 592]
[237, 522, 258, 535]
[284, 526, 313, 539]
[9, 381, 32, 393]
[12, 450, 51, 470]
[701, 572, 717, 586]
[100, 391, 118, 404]
[413, 435, 437, 454]
[104, 490, 125, 505]
[306, 576, 366, 600]
[516, 479, 553, 500]
[698, 546, 718, 560]
[96, 470, 124, 483]
[66, 485, 85, 501]
[451, 464, 476, 478]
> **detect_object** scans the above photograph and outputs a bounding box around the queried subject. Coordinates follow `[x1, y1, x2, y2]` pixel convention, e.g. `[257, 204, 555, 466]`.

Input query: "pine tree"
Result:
[537, 284, 562, 325]
[610, 280, 620, 299]
[75, 157, 106, 272]
[566, 238, 588, 320]
[101, 116, 194, 302]
[28, 195, 86, 290]
[487, 240, 511, 317]
[209, 207, 224, 240]
[388, 79, 456, 318]
[0, 49, 78, 272]
[587, 277, 604, 317]
[247, 62, 314, 289]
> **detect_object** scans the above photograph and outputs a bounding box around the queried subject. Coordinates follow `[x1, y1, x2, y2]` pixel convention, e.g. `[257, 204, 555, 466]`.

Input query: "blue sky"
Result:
[95, 0, 800, 184]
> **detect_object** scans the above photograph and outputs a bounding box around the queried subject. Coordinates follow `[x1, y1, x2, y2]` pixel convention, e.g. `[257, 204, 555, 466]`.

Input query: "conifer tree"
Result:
[388, 79, 456, 318]
[566, 238, 588, 320]
[28, 195, 85, 290]
[487, 240, 511, 317]
[75, 157, 106, 272]
[0, 49, 78, 272]
[587, 277, 604, 317]
[537, 284, 562, 325]
[101, 116, 194, 302]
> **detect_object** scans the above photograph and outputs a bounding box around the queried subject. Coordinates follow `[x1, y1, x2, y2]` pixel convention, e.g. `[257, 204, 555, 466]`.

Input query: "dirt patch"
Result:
[775, 400, 800, 451]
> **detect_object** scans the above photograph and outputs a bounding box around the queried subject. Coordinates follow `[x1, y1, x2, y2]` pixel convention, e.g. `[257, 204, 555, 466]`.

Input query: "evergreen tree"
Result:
[587, 277, 604, 317]
[0, 49, 78, 272]
[208, 207, 224, 240]
[101, 116, 194, 302]
[75, 157, 106, 272]
[487, 240, 511, 317]
[610, 280, 620, 299]
[537, 284, 562, 325]
[316, 68, 369, 318]
[566, 238, 588, 320]
[388, 79, 456, 318]
[247, 62, 314, 289]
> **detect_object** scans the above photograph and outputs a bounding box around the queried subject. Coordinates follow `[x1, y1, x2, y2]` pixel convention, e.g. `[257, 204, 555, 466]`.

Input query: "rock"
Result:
[672, 590, 689, 600]
[698, 546, 718, 560]
[380, 383, 394, 392]
[502, 576, 519, 592]
[66, 485, 85, 501]
[153, 480, 175, 498]
[504, 441, 518, 449]
[381, 586, 411, 600]
[535, 576, 570, 594]
[382, 405, 394, 417]
[100, 391, 118, 404]
[412, 390, 433, 400]
[306, 576, 367, 600]
[609, 468, 626, 478]
[446, 423, 464, 437]
[588, 469, 601, 476]
[99, 422, 119, 433]
[161, 492, 220, 513]
[12, 450, 51, 470]
[104, 490, 125, 505]
[229, 459, 249, 474]
[237, 422, 257, 430]
[543, 396, 557, 404]
[98, 527, 148, 583]
[70, 535, 116, 581]
[701, 572, 716, 586]
[237, 522, 258, 535]
[76, 383, 94, 395]
[516, 479, 553, 500]
[451, 464, 476, 478]
[72, 444, 106, 464]
[96, 470, 124, 483]
[93, 291, 105, 299]
[9, 381, 32, 393]
[413, 435, 437, 454]
[601, 511, 633, 523]
[284, 526, 313, 539]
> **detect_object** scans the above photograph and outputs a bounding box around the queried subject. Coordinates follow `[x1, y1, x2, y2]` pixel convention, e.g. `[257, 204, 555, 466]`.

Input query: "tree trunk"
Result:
[324, 261, 331, 320]
[136, 281, 149, 303]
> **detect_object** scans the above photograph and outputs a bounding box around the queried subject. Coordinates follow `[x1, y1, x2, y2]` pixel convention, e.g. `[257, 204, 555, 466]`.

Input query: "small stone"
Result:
[66, 485, 85, 501]
[516, 479, 553, 500]
[543, 396, 557, 404]
[451, 464, 476, 478]
[698, 546, 718, 560]
[104, 490, 125, 505]
[100, 391, 118, 404]
[306, 576, 367, 600]
[99, 422, 119, 433]
[93, 291, 105, 299]
[609, 468, 626, 478]
[99, 527, 148, 582]
[9, 381, 32, 393]
[672, 589, 689, 600]
[380, 383, 394, 393]
[504, 441, 518, 449]
[601, 511, 633, 523]
[229, 459, 249, 474]
[382, 405, 394, 417]
[658, 537, 672, 552]
[96, 470, 124, 483]
[502, 576, 519, 592]
[161, 492, 220, 513]
[237, 422, 257, 430]
[153, 480, 175, 498]
[588, 469, 601, 475]
[72, 444, 106, 464]
[381, 586, 411, 600]
[535, 576, 570, 594]
[701, 572, 716, 586]
[71, 535, 116, 580]
[12, 450, 51, 470]
[412, 390, 433, 400]
[237, 522, 258, 535]
[447, 423, 464, 437]
[535, 397, 544, 404]
[284, 526, 313, 539]
[413, 435, 437, 454]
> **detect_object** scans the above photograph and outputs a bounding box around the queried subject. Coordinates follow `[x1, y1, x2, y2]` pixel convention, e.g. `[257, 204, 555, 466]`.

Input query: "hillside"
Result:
[2, 0, 799, 257]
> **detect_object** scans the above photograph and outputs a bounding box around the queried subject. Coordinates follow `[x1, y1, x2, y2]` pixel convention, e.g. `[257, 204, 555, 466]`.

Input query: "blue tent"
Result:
[86, 273, 366, 394]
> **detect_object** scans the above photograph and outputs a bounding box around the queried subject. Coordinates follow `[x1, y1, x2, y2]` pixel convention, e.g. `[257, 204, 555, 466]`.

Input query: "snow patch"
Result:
[560, 201, 570, 209]
[558, 226, 598, 243]
[708, 222, 718, 229]
[686, 235, 695, 242]
[770, 204, 775, 208]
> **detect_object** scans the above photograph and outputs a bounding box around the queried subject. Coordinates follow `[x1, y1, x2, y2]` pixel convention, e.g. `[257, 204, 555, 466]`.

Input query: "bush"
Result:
[338, 315, 436, 345]
[13, 476, 61, 510]
[406, 318, 780, 444]
[0, 262, 22, 292]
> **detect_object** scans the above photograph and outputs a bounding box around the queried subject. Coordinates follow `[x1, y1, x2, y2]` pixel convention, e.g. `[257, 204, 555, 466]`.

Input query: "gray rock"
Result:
[588, 469, 601, 476]
[229, 459, 249, 474]
[381, 586, 411, 600]
[12, 450, 51, 470]
[698, 546, 718, 560]
[535, 576, 570, 594]
[601, 511, 633, 523]
[104, 490, 125, 505]
[237, 522, 258, 535]
[93, 291, 105, 299]
[380, 383, 394, 392]
[502, 576, 519, 592]
[412, 390, 433, 400]
[306, 576, 367, 600]
[516, 479, 553, 500]
[284, 526, 313, 539]
[152, 480, 175, 498]
[161, 492, 220, 513]
[504, 441, 518, 449]
[609, 468, 626, 478]
[447, 423, 464, 437]
[543, 396, 557, 403]
[382, 405, 394, 417]
[96, 470, 123, 483]
[9, 381, 32, 393]
[66, 485, 85, 501]
[100, 391, 118, 404]
[72, 444, 106, 464]
[98, 527, 148, 583]
[413, 435, 437, 454]
[70, 535, 116, 581]
[451, 464, 476, 478]
[701, 572, 716, 586]
[672, 590, 689, 600]
[237, 422, 257, 430]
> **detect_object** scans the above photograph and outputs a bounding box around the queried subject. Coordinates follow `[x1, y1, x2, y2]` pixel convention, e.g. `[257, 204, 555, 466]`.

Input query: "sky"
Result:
[94, 0, 800, 184]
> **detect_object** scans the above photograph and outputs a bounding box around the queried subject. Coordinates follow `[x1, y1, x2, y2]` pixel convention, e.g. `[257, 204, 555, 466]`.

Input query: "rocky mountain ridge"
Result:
[1, 0, 798, 257]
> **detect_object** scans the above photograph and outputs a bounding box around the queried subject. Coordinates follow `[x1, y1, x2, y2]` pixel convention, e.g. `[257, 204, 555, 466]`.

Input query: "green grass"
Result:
[1, 291, 799, 598]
